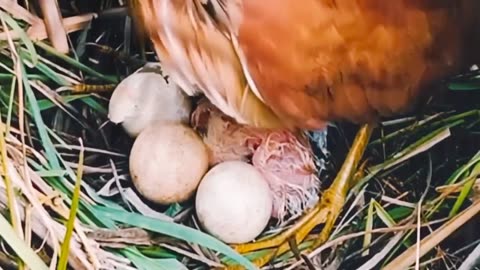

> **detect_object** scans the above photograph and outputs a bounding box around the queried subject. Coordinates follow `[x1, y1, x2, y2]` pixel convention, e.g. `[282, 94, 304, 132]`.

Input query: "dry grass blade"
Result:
[0, 115, 23, 239]
[384, 199, 480, 270]
[26, 13, 97, 42]
[357, 229, 407, 270]
[0, 0, 40, 24]
[38, 0, 69, 53]
[436, 178, 480, 194]
[370, 127, 451, 174]
[0, 213, 48, 270]
[0, 129, 131, 269]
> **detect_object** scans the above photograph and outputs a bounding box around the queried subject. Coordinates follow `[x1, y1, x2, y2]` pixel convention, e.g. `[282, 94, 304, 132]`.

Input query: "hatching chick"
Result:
[108, 70, 192, 137]
[191, 100, 321, 222]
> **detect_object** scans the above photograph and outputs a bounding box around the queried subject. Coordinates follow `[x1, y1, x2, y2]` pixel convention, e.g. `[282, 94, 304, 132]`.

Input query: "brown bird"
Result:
[132, 0, 480, 267]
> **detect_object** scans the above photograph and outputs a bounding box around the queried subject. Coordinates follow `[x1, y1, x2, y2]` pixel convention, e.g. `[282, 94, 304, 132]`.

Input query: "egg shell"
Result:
[195, 161, 273, 244]
[108, 72, 191, 137]
[130, 123, 209, 204]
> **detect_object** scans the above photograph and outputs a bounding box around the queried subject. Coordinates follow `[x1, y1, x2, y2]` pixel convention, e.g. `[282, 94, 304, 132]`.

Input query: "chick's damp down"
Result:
[191, 100, 322, 222]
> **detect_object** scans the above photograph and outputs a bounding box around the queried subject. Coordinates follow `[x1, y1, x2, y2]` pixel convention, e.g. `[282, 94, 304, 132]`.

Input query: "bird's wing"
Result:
[232, 0, 478, 127]
[135, 0, 285, 129]
[135, 0, 479, 129]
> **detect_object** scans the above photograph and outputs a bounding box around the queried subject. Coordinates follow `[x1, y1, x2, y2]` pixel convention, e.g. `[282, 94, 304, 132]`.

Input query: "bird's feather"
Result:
[135, 0, 285, 129]
[134, 0, 480, 129]
[236, 0, 479, 128]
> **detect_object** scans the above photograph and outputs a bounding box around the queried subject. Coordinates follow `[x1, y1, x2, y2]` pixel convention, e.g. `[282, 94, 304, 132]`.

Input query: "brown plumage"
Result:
[134, 0, 479, 130]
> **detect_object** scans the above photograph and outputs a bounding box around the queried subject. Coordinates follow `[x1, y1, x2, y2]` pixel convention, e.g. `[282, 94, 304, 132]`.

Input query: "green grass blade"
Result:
[122, 248, 188, 270]
[449, 80, 480, 91]
[93, 206, 257, 270]
[80, 96, 108, 115]
[362, 199, 375, 256]
[19, 50, 70, 86]
[34, 169, 67, 178]
[0, 73, 48, 82]
[0, 11, 38, 65]
[446, 150, 480, 185]
[58, 140, 85, 270]
[387, 206, 413, 222]
[20, 58, 61, 169]
[136, 246, 179, 259]
[35, 42, 118, 84]
[449, 161, 480, 217]
[37, 94, 90, 111]
[373, 201, 396, 227]
[0, 214, 48, 270]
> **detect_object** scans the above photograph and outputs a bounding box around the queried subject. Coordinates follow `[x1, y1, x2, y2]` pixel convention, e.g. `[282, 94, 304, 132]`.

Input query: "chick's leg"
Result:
[230, 124, 373, 267]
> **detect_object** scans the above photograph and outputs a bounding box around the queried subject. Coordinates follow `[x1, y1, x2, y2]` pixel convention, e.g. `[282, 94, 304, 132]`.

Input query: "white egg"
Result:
[108, 71, 191, 137]
[129, 123, 209, 204]
[195, 161, 273, 244]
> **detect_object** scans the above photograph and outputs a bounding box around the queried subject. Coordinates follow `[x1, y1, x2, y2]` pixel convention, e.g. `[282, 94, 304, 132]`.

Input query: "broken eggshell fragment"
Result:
[108, 71, 192, 137]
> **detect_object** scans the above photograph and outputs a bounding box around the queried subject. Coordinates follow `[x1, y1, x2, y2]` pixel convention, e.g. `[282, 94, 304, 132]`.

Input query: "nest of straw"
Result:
[1, 1, 480, 270]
